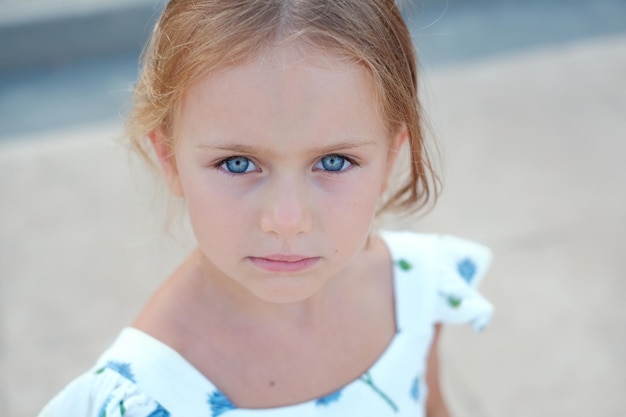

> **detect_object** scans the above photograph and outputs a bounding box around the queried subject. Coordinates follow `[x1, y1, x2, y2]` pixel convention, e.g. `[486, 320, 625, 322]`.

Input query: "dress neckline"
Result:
[103, 231, 409, 415]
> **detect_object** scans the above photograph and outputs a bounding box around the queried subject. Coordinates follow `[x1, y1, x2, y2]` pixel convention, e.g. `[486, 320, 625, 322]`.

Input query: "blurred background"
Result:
[1, 0, 625, 416]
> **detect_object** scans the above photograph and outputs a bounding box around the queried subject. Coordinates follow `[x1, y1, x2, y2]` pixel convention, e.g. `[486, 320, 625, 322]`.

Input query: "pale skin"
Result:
[134, 43, 450, 416]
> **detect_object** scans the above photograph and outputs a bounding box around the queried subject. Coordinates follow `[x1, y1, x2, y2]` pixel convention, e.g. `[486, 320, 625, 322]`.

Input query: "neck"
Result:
[188, 248, 351, 332]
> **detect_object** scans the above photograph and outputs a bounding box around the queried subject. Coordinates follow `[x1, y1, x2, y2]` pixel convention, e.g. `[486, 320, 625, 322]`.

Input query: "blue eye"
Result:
[221, 156, 257, 174]
[316, 154, 352, 172]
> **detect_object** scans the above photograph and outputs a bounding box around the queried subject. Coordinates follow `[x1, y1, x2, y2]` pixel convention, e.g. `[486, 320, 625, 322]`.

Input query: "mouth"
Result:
[248, 255, 321, 273]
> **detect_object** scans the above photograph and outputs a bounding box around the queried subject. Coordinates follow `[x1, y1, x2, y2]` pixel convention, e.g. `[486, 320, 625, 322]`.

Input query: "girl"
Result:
[40, 1, 493, 416]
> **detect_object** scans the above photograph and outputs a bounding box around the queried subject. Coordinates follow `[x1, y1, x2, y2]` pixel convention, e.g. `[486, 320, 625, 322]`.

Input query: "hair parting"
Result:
[127, 0, 440, 215]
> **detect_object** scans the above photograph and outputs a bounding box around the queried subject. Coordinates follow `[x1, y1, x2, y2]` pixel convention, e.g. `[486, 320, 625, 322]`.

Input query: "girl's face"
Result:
[156, 45, 405, 304]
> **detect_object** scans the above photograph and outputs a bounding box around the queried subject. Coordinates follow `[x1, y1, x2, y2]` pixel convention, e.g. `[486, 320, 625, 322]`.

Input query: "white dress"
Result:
[39, 231, 493, 417]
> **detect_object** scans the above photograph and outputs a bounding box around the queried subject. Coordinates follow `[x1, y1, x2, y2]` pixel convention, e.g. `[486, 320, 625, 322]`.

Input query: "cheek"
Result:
[316, 173, 383, 226]
[324, 166, 386, 201]
[180, 175, 253, 247]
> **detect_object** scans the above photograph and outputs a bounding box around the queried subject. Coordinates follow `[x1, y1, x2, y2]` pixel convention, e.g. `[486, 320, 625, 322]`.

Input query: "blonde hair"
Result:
[127, 0, 439, 213]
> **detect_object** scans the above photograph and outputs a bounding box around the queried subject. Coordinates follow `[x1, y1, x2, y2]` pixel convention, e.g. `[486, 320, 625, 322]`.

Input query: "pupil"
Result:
[322, 155, 344, 171]
[227, 157, 249, 173]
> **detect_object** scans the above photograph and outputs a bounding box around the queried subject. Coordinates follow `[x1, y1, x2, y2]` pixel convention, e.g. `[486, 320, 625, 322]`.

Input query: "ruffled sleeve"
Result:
[433, 235, 494, 331]
[38, 364, 170, 417]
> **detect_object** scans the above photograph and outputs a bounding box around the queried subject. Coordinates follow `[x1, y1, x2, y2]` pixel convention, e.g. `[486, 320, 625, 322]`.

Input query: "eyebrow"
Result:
[196, 140, 378, 155]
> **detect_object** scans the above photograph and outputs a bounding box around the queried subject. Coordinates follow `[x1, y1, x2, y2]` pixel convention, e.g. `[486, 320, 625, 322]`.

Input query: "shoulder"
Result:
[39, 329, 174, 417]
[380, 229, 494, 331]
[379, 228, 492, 260]
[380, 230, 492, 283]
[40, 327, 228, 417]
[39, 363, 170, 417]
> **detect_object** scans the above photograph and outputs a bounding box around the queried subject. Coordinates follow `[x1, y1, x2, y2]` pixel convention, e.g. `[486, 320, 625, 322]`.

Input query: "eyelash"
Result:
[215, 154, 358, 175]
[216, 156, 259, 176]
[313, 154, 356, 174]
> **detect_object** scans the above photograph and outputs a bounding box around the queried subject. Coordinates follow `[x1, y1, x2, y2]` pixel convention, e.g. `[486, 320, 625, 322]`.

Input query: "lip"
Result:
[248, 255, 321, 273]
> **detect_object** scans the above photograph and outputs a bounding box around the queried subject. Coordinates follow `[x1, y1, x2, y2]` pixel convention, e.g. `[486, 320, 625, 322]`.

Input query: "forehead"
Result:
[176, 44, 388, 147]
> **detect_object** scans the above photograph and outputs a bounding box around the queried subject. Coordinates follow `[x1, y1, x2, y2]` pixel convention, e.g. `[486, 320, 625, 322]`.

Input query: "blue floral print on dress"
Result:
[208, 390, 237, 416]
[360, 372, 398, 412]
[410, 377, 420, 401]
[98, 394, 113, 417]
[315, 389, 342, 406]
[96, 361, 136, 383]
[147, 404, 170, 417]
[457, 258, 477, 283]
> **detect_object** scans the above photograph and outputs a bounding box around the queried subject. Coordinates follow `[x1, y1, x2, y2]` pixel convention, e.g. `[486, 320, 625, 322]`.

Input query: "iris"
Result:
[319, 154, 348, 172]
[223, 156, 252, 173]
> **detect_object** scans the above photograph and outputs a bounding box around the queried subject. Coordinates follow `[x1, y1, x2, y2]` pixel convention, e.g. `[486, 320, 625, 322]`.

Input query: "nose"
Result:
[259, 176, 313, 238]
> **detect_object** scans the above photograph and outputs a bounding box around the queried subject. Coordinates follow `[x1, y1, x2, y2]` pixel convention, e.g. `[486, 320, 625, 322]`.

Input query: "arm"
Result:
[425, 324, 452, 417]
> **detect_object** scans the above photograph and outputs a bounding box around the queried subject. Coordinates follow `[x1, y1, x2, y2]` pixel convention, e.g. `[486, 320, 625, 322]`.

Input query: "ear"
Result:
[148, 128, 184, 197]
[382, 124, 409, 192]
[387, 124, 408, 165]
